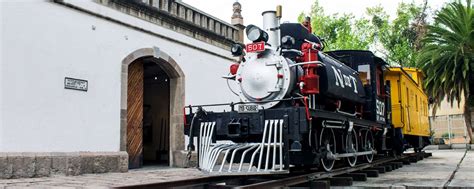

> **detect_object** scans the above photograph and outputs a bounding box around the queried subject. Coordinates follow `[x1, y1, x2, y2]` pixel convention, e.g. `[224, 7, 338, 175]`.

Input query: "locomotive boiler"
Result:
[184, 6, 425, 175]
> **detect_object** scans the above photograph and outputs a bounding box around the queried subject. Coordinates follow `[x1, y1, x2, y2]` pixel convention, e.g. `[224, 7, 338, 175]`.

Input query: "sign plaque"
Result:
[64, 77, 88, 92]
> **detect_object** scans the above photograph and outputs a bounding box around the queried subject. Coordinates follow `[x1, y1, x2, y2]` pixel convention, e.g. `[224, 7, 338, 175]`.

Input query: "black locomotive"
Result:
[184, 8, 404, 174]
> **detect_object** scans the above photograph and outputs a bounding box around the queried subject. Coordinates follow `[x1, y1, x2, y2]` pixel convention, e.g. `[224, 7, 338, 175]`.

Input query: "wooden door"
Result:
[127, 61, 144, 169]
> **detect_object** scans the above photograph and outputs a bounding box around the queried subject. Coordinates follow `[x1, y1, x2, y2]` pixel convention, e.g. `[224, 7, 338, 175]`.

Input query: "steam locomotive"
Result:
[184, 7, 428, 174]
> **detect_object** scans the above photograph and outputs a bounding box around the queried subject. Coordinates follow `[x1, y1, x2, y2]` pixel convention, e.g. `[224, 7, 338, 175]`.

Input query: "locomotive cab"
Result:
[326, 50, 391, 125]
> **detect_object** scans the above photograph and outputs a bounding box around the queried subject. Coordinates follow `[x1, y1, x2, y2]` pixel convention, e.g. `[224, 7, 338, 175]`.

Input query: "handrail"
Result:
[185, 97, 305, 109]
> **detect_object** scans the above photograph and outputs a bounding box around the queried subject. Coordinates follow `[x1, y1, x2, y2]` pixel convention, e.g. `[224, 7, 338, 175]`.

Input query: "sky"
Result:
[181, 0, 450, 28]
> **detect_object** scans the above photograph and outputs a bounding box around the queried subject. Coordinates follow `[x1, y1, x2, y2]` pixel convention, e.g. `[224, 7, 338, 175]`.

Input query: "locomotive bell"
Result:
[281, 35, 295, 49]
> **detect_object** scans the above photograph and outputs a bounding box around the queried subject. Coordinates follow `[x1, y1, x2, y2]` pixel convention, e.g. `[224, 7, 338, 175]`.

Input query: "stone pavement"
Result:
[449, 149, 474, 188]
[1, 149, 473, 188]
[0, 166, 207, 188]
[340, 149, 474, 189]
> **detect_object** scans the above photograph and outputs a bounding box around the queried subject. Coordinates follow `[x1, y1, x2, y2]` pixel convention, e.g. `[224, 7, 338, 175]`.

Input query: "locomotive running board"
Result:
[198, 120, 288, 175]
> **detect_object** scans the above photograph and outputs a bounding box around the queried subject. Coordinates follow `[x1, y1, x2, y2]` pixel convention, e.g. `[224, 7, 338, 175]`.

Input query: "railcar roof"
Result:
[386, 67, 426, 94]
[325, 50, 388, 67]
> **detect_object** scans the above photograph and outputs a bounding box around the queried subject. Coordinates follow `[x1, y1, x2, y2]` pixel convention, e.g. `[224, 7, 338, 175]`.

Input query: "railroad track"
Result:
[115, 152, 431, 189]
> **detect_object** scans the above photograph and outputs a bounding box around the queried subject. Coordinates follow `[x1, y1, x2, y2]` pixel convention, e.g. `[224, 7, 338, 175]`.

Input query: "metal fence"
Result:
[429, 114, 469, 144]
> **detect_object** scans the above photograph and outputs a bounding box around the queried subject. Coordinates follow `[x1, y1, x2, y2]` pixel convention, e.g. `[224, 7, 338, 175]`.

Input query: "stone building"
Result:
[429, 96, 472, 144]
[0, 0, 244, 178]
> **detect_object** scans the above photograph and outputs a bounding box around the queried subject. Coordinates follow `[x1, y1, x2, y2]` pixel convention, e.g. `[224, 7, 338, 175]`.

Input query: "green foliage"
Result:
[417, 0, 473, 142]
[418, 0, 473, 110]
[367, 2, 427, 67]
[298, 1, 374, 51]
[301, 0, 473, 141]
[302, 0, 428, 67]
[441, 132, 454, 138]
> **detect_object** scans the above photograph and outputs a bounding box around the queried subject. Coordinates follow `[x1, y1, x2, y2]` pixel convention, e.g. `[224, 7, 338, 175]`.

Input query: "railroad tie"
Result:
[356, 170, 379, 177]
[402, 159, 411, 165]
[424, 152, 433, 158]
[388, 163, 397, 169]
[327, 177, 353, 186]
[338, 173, 368, 181]
[384, 164, 393, 172]
[308, 180, 330, 189]
[389, 162, 400, 169]
[409, 157, 418, 163]
[417, 154, 424, 161]
[392, 161, 404, 168]
[368, 166, 386, 173]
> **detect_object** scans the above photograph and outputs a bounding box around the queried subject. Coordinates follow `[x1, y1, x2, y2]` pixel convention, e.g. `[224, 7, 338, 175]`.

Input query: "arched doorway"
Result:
[120, 47, 185, 169]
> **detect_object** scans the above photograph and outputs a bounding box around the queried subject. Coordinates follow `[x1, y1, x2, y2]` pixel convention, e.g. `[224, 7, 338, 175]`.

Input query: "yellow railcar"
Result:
[385, 67, 430, 149]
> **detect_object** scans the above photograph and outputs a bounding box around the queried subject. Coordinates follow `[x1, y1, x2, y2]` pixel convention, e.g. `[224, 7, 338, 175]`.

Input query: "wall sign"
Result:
[64, 77, 88, 92]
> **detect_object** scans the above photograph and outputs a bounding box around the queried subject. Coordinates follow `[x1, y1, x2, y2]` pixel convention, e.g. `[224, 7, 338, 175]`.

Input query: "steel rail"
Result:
[237, 152, 426, 189]
[115, 152, 430, 189]
[114, 176, 239, 189]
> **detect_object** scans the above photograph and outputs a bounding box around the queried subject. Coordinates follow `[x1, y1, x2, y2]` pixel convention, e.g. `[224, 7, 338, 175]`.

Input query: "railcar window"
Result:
[416, 95, 418, 111]
[398, 81, 402, 103]
[357, 65, 370, 86]
[372, 65, 384, 96]
[420, 100, 422, 114]
[421, 100, 424, 115]
[376, 72, 380, 95]
[377, 69, 384, 96]
[385, 80, 391, 95]
[406, 87, 409, 107]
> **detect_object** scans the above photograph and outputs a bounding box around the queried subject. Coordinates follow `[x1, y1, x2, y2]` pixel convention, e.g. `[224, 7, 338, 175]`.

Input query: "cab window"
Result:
[357, 65, 370, 86]
[376, 66, 384, 96]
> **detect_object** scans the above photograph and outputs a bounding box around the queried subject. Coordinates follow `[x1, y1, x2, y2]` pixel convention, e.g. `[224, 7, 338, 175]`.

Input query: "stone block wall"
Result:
[0, 152, 127, 179]
[97, 0, 242, 50]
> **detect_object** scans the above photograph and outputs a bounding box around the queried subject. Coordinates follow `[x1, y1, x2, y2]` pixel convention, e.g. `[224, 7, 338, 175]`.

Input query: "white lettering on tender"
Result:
[331, 66, 359, 94]
[350, 76, 358, 93]
[332, 66, 345, 88]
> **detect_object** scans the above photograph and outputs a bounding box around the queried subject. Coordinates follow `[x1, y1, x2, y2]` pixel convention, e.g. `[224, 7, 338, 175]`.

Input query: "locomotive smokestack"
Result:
[262, 6, 281, 50]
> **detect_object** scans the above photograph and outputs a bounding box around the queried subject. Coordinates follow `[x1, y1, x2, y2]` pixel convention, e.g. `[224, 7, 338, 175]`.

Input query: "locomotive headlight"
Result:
[246, 25, 268, 42]
[246, 25, 261, 41]
[230, 43, 244, 56]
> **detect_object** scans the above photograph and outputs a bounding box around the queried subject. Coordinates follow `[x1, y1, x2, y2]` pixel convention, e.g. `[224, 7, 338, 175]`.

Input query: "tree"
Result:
[417, 0, 474, 143]
[298, 1, 374, 51]
[302, 0, 428, 67]
[367, 2, 428, 67]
